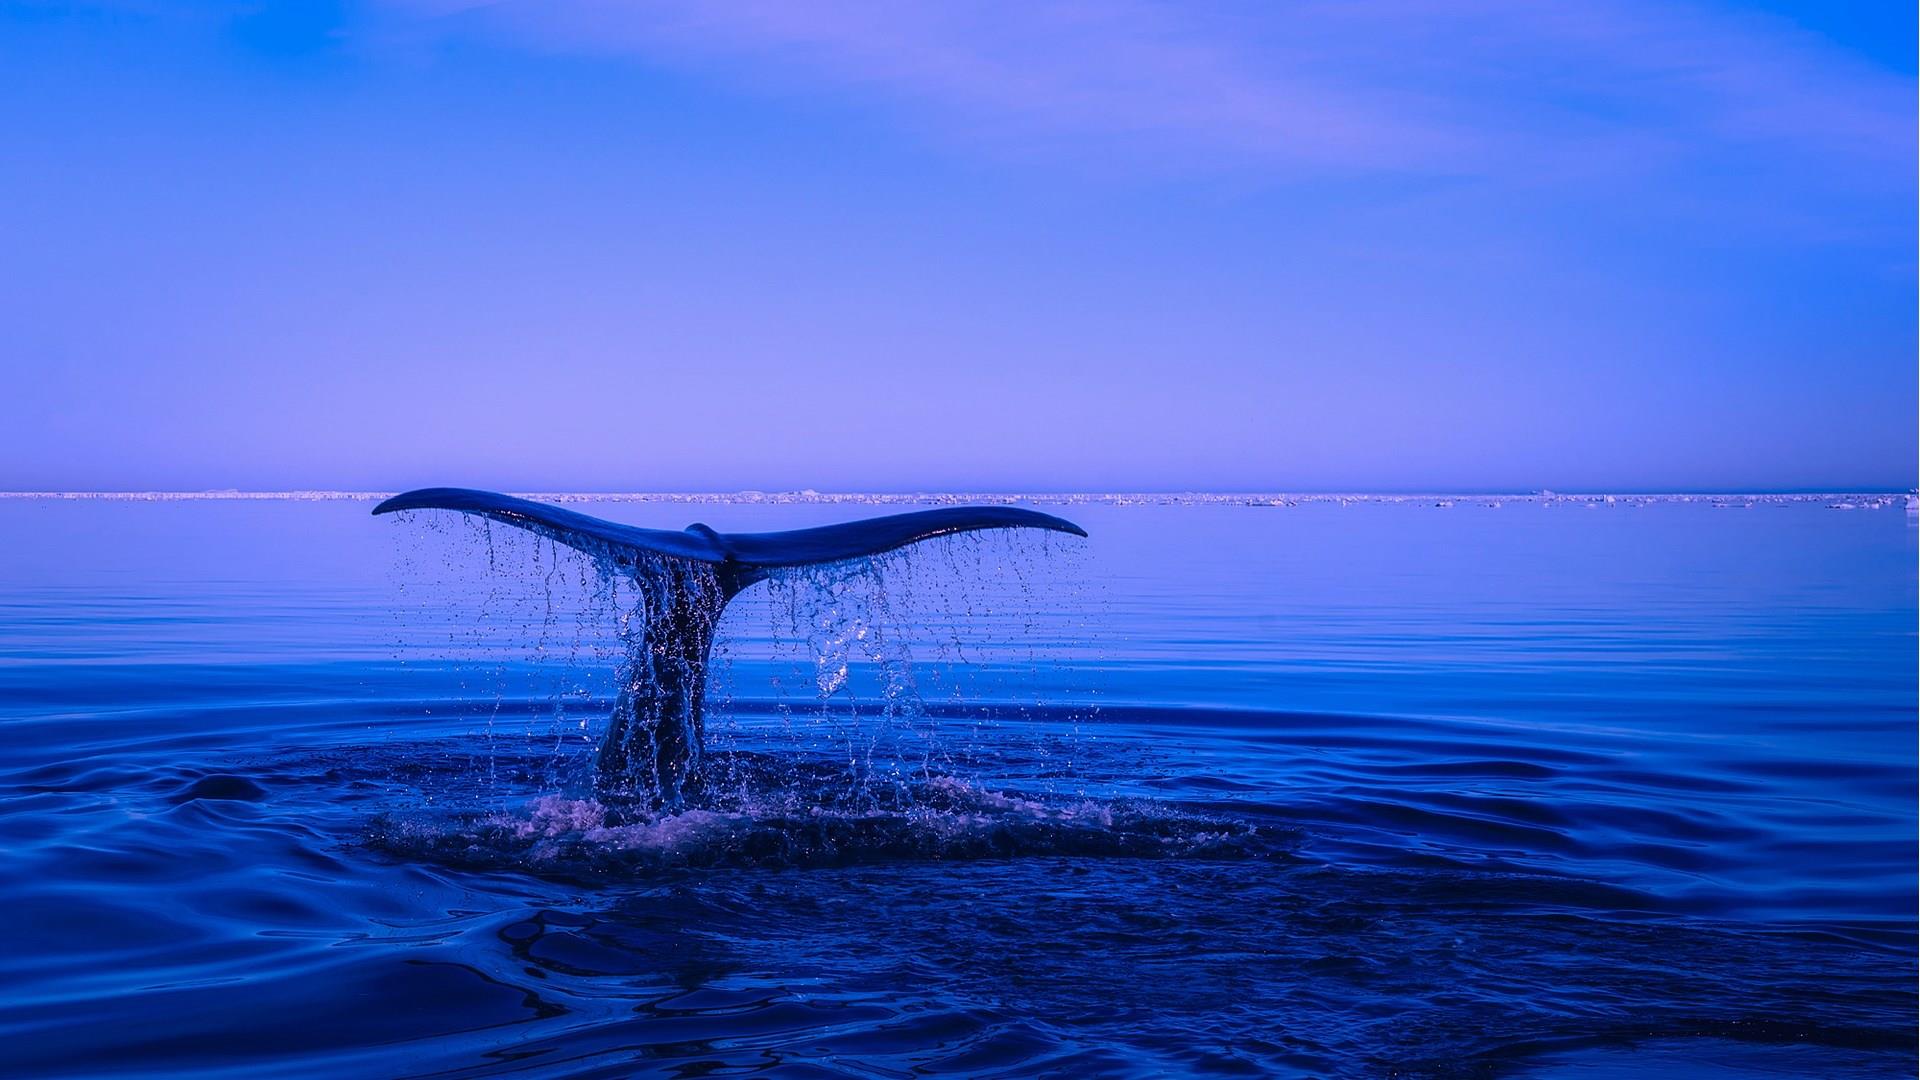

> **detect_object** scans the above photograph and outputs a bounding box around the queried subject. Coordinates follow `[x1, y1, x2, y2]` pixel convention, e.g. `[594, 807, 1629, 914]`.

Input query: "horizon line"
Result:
[0, 489, 1912, 501]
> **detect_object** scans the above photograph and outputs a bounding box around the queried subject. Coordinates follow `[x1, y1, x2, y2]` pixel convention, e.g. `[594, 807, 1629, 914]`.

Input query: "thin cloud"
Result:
[381, 0, 1911, 180]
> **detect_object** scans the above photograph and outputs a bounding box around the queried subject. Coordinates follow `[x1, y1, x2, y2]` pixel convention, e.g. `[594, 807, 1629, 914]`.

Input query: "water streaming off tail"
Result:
[369, 513, 1258, 871]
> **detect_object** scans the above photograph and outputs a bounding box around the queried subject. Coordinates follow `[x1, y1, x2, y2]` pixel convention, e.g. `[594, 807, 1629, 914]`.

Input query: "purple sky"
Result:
[1, 1, 1913, 492]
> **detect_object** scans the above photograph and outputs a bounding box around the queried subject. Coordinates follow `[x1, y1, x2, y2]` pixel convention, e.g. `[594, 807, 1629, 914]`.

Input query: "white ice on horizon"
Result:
[0, 490, 1910, 510]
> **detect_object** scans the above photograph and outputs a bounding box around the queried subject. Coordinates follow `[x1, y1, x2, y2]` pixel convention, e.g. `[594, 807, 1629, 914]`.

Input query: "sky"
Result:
[1, 1, 1913, 493]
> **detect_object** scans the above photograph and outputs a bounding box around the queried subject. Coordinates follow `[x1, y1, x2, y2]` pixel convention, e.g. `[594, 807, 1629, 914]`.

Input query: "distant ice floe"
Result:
[0, 489, 1912, 511]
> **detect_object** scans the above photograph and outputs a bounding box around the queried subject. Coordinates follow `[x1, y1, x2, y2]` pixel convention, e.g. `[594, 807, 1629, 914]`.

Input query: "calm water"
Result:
[1, 497, 1913, 1078]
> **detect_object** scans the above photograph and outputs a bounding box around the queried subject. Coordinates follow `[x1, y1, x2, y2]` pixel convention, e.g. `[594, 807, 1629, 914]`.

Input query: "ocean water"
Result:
[0, 495, 1913, 1079]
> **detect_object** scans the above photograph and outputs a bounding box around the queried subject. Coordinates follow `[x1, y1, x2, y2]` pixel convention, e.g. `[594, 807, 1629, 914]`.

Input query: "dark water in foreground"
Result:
[1, 497, 1913, 1078]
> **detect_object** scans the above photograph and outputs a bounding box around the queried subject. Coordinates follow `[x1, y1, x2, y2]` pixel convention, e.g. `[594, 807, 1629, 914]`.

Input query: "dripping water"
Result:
[367, 514, 1243, 871]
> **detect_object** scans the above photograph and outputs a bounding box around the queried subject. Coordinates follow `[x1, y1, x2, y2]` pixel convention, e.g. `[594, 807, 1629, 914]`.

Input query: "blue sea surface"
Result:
[0, 496, 1913, 1078]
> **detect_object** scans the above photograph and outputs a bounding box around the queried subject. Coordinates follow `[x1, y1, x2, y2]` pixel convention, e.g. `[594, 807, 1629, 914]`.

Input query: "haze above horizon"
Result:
[2, 1, 1913, 492]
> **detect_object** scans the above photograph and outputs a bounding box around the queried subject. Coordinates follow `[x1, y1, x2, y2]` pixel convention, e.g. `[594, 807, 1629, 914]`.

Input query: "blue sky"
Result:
[1, 1, 1912, 492]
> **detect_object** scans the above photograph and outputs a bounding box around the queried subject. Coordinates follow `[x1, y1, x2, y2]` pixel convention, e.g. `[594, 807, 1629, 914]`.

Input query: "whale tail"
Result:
[373, 488, 1086, 806]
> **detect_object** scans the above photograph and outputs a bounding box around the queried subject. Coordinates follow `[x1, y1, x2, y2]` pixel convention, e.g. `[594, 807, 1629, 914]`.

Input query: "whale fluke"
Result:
[373, 488, 1084, 592]
[374, 488, 1086, 807]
